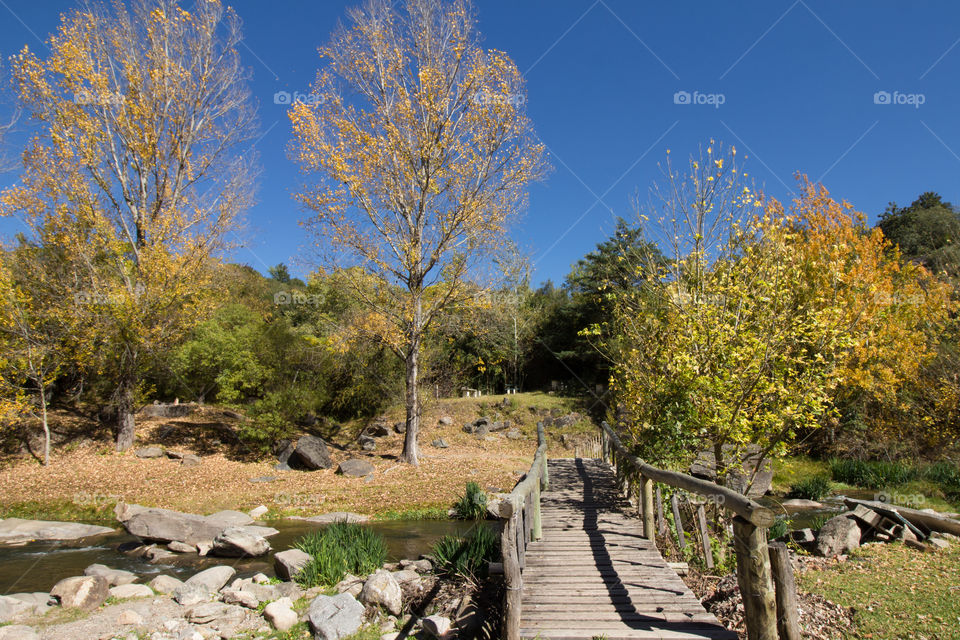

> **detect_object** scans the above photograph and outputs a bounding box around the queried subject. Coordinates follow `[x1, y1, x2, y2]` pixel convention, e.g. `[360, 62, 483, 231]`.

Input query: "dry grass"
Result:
[0, 392, 589, 520]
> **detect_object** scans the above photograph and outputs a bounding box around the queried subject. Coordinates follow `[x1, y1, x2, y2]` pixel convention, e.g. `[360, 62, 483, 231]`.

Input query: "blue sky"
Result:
[2, 1, 959, 285]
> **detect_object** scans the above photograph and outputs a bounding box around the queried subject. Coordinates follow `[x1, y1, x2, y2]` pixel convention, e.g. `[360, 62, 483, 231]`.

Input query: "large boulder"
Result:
[274, 548, 312, 581]
[115, 503, 275, 547]
[83, 564, 138, 586]
[108, 584, 153, 599]
[815, 516, 863, 556]
[292, 436, 333, 470]
[212, 527, 271, 557]
[359, 570, 402, 615]
[148, 575, 183, 594]
[134, 446, 164, 458]
[1, 594, 50, 619]
[0, 626, 40, 640]
[206, 510, 255, 527]
[291, 512, 370, 524]
[0, 595, 32, 623]
[139, 402, 197, 418]
[263, 597, 298, 632]
[362, 423, 391, 438]
[308, 593, 365, 640]
[0, 519, 114, 544]
[184, 565, 236, 592]
[336, 458, 375, 478]
[50, 576, 109, 611]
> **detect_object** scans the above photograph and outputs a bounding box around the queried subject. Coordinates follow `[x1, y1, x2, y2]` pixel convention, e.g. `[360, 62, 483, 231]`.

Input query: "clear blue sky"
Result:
[2, 1, 959, 285]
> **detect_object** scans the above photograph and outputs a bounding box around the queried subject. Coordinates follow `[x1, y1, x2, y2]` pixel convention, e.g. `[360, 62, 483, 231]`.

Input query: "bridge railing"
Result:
[599, 421, 797, 640]
[497, 421, 547, 640]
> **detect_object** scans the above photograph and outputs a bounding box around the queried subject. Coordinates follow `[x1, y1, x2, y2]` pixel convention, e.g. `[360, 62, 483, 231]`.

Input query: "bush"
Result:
[768, 516, 789, 541]
[787, 476, 831, 501]
[293, 522, 387, 587]
[453, 482, 487, 520]
[829, 459, 918, 487]
[431, 524, 499, 580]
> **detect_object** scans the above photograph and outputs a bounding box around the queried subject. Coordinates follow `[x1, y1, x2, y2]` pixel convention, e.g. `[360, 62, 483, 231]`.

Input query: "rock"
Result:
[291, 512, 370, 524]
[212, 526, 271, 557]
[337, 458, 376, 477]
[115, 503, 275, 548]
[165, 450, 185, 459]
[431, 438, 449, 449]
[249, 475, 277, 483]
[168, 540, 195, 553]
[360, 570, 402, 615]
[422, 615, 452, 638]
[391, 570, 420, 586]
[220, 589, 259, 609]
[788, 528, 815, 544]
[117, 609, 143, 625]
[815, 516, 862, 556]
[173, 583, 210, 606]
[206, 510, 256, 527]
[689, 443, 773, 498]
[0, 625, 40, 640]
[0, 595, 32, 623]
[335, 574, 364, 598]
[359, 435, 377, 451]
[0, 518, 114, 544]
[555, 413, 580, 428]
[308, 593, 365, 640]
[393, 421, 406, 434]
[108, 584, 154, 599]
[146, 546, 178, 563]
[139, 402, 197, 418]
[184, 602, 245, 626]
[364, 423, 392, 438]
[274, 548, 312, 581]
[276, 441, 297, 470]
[83, 564, 139, 586]
[293, 435, 333, 470]
[2, 594, 49, 618]
[252, 572, 271, 584]
[399, 558, 432, 573]
[263, 597, 298, 632]
[929, 536, 951, 550]
[181, 454, 201, 467]
[438, 416, 453, 426]
[135, 446, 164, 458]
[185, 566, 236, 592]
[782, 499, 824, 509]
[196, 541, 213, 556]
[486, 493, 509, 519]
[148, 575, 183, 594]
[506, 429, 523, 440]
[50, 575, 109, 611]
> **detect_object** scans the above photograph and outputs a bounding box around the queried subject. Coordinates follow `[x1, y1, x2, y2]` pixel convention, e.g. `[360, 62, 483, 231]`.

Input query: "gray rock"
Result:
[0, 518, 114, 544]
[788, 528, 815, 544]
[184, 602, 246, 629]
[293, 435, 333, 470]
[165, 450, 185, 459]
[334, 574, 363, 597]
[135, 446, 164, 458]
[360, 570, 402, 615]
[438, 416, 453, 426]
[782, 499, 824, 509]
[0, 595, 32, 623]
[263, 597, 298, 632]
[3, 594, 50, 618]
[116, 609, 143, 625]
[336, 458, 375, 477]
[399, 558, 432, 573]
[359, 435, 377, 451]
[139, 403, 196, 418]
[422, 615, 452, 638]
[172, 582, 210, 606]
[249, 475, 277, 483]
[393, 421, 406, 434]
[0, 625, 40, 640]
[274, 581, 303, 601]
[115, 503, 274, 547]
[180, 454, 201, 467]
[220, 589, 259, 609]
[815, 516, 862, 556]
[390, 570, 420, 586]
[308, 593, 365, 640]
[108, 583, 153, 599]
[506, 429, 523, 440]
[83, 563, 138, 586]
[184, 565, 236, 592]
[290, 512, 370, 524]
[50, 576, 109, 611]
[148, 575, 183, 594]
[274, 548, 312, 581]
[168, 540, 196, 553]
[431, 438, 449, 449]
[206, 510, 255, 527]
[276, 441, 297, 469]
[212, 526, 271, 557]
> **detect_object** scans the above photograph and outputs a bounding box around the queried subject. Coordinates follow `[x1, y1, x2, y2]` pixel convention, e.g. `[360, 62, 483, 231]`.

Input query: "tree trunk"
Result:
[401, 334, 421, 465]
[40, 387, 50, 467]
[115, 371, 137, 452]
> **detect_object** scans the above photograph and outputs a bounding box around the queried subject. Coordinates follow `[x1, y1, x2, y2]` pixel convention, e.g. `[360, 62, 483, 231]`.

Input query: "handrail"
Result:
[599, 420, 786, 640]
[600, 421, 774, 527]
[498, 421, 547, 640]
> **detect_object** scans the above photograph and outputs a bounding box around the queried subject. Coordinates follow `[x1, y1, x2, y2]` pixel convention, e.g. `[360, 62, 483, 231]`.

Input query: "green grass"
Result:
[800, 541, 960, 639]
[373, 505, 450, 521]
[293, 521, 387, 587]
[786, 475, 832, 501]
[0, 499, 116, 523]
[771, 456, 831, 494]
[431, 523, 500, 581]
[452, 481, 488, 520]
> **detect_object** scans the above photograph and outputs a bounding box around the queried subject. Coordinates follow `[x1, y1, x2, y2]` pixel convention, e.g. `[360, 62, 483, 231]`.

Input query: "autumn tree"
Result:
[290, 0, 547, 464]
[2, 0, 257, 451]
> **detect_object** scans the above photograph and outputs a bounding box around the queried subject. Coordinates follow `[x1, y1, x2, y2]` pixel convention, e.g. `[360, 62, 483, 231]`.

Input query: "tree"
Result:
[290, 0, 547, 464]
[268, 264, 292, 284]
[2, 0, 257, 451]
[878, 192, 960, 280]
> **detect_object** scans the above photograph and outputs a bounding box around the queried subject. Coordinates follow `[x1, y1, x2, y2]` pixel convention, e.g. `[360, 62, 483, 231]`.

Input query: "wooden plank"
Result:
[672, 493, 687, 550]
[697, 504, 714, 570]
[768, 542, 801, 640]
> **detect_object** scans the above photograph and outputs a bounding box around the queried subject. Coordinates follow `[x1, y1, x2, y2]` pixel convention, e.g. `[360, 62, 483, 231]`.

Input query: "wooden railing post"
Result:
[532, 478, 542, 541]
[500, 498, 522, 640]
[732, 517, 777, 640]
[641, 475, 655, 541]
[768, 541, 801, 640]
[671, 493, 686, 550]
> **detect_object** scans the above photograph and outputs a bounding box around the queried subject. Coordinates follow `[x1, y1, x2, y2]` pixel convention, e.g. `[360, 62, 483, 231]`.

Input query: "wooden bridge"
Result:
[497, 424, 796, 640]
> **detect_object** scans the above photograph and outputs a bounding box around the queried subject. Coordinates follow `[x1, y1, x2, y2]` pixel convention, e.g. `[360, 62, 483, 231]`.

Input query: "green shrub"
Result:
[787, 476, 831, 501]
[453, 482, 487, 520]
[829, 459, 918, 487]
[768, 516, 789, 541]
[293, 522, 387, 587]
[431, 525, 499, 580]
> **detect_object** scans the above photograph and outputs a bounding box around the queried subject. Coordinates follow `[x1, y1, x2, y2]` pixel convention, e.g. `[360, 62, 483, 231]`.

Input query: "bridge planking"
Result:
[518, 458, 737, 640]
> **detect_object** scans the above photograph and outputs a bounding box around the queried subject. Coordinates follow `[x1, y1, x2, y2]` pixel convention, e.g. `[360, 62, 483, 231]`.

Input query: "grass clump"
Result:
[452, 481, 487, 520]
[768, 515, 789, 540]
[293, 521, 387, 587]
[431, 524, 500, 580]
[829, 459, 918, 487]
[786, 475, 831, 501]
